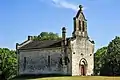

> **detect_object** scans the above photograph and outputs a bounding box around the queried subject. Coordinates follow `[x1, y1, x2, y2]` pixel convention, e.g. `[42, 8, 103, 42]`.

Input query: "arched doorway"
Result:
[79, 58, 87, 76]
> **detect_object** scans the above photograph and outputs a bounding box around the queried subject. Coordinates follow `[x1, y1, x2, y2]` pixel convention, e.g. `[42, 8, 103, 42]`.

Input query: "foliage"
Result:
[0, 48, 17, 80]
[94, 46, 107, 75]
[33, 32, 61, 40]
[95, 36, 120, 76]
[101, 36, 120, 76]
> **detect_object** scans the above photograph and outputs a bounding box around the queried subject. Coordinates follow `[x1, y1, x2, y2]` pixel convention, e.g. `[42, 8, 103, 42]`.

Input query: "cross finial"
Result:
[79, 5, 83, 11]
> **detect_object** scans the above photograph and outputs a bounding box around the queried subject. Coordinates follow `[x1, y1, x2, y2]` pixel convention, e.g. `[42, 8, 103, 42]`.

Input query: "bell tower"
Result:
[72, 5, 88, 38]
[71, 5, 94, 76]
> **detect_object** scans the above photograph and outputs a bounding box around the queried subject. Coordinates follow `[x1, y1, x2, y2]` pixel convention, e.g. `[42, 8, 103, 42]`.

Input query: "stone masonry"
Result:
[16, 5, 95, 76]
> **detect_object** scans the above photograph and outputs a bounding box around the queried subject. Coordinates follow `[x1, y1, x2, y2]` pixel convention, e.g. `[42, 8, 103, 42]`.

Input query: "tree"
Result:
[33, 32, 61, 40]
[101, 36, 120, 76]
[0, 48, 17, 80]
[94, 46, 107, 75]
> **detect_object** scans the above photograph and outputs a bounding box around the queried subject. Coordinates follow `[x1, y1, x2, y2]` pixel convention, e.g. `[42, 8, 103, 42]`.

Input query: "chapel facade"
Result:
[16, 5, 95, 76]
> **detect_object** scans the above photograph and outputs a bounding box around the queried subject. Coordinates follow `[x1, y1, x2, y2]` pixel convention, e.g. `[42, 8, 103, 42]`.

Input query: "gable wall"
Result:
[70, 38, 94, 76]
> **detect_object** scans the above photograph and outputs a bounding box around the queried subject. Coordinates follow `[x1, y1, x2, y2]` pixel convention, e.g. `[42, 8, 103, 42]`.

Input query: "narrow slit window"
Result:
[48, 55, 50, 67]
[23, 57, 26, 70]
[82, 21, 84, 31]
[79, 20, 81, 30]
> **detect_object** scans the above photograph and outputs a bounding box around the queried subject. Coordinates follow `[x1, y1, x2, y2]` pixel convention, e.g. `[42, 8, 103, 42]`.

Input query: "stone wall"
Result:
[66, 47, 72, 75]
[18, 48, 63, 75]
[71, 37, 94, 76]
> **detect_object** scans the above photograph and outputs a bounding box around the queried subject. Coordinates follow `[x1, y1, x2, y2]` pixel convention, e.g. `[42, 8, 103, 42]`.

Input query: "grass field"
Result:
[13, 76, 120, 80]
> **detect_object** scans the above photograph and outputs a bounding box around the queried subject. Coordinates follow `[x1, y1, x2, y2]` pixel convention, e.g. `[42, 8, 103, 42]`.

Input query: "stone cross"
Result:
[79, 5, 83, 11]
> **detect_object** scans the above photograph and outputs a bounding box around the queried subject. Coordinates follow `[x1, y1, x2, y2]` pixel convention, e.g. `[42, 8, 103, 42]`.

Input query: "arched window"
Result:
[79, 20, 81, 30]
[82, 21, 84, 31]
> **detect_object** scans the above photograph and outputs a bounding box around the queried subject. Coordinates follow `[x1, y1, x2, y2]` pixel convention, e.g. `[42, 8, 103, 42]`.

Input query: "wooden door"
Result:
[81, 65, 85, 76]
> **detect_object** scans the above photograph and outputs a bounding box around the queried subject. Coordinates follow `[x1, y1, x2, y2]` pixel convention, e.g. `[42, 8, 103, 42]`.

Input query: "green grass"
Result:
[12, 76, 120, 80]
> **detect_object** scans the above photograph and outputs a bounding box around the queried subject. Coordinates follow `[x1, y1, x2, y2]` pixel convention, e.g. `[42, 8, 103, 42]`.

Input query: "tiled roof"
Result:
[17, 37, 74, 50]
[18, 39, 62, 50]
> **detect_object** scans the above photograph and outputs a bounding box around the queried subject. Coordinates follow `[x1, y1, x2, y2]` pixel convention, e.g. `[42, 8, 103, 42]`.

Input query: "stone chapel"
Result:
[16, 5, 95, 76]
